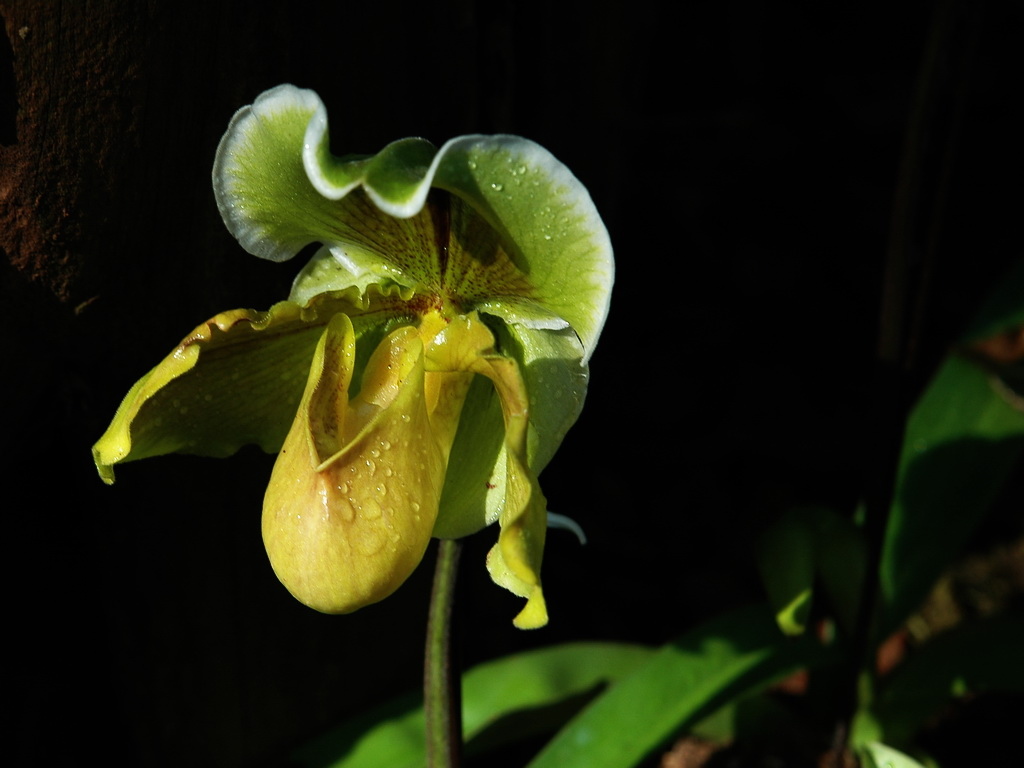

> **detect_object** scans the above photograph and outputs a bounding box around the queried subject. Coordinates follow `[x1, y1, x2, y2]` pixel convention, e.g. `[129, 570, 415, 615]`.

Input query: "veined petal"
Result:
[92, 288, 407, 484]
[263, 315, 446, 613]
[214, 86, 440, 292]
[223, 85, 612, 361]
[213, 85, 332, 263]
[430, 135, 613, 361]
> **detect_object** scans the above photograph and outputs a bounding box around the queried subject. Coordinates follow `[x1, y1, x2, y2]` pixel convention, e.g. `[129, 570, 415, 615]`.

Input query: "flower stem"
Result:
[425, 538, 463, 768]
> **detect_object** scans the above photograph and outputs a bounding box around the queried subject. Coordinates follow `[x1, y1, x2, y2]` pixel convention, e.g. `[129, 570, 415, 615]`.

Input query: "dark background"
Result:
[3, 1, 1020, 766]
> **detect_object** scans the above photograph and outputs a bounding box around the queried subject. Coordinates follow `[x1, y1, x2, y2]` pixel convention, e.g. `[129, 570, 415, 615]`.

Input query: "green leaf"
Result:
[525, 603, 838, 768]
[960, 258, 1024, 341]
[877, 258, 1024, 636]
[860, 741, 931, 768]
[876, 353, 1024, 636]
[870, 616, 1024, 748]
[291, 642, 653, 768]
[755, 509, 816, 636]
[811, 506, 868, 634]
[755, 506, 867, 637]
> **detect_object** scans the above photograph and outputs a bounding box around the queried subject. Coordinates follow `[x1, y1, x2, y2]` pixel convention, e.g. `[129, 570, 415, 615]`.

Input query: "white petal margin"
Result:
[304, 128, 613, 360]
[219, 84, 613, 360]
[213, 85, 326, 263]
[432, 135, 613, 361]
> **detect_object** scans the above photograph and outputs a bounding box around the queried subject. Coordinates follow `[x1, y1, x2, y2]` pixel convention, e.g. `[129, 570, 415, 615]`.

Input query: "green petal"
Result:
[214, 85, 437, 289]
[213, 85, 330, 263]
[219, 85, 613, 360]
[435, 319, 588, 539]
[430, 135, 613, 360]
[263, 316, 446, 613]
[92, 288, 405, 484]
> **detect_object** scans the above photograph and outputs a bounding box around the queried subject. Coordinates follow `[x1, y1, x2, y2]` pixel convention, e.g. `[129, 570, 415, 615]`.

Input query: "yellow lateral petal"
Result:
[424, 313, 549, 628]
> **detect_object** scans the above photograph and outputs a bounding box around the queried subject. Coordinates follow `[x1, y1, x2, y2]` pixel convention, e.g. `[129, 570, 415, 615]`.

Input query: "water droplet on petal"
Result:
[361, 500, 382, 520]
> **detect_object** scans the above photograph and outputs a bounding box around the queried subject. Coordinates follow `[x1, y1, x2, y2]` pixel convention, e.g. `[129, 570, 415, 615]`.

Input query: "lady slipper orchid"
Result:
[92, 85, 613, 629]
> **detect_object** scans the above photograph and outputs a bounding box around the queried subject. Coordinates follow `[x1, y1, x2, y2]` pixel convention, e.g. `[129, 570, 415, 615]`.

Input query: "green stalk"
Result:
[424, 538, 463, 768]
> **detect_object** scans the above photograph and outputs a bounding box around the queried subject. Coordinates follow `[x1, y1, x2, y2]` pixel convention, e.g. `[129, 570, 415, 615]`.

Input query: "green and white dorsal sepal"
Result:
[213, 84, 613, 362]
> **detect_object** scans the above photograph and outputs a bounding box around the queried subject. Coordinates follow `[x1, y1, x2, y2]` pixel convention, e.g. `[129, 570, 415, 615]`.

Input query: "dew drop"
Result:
[361, 500, 382, 520]
[467, 160, 477, 170]
[380, 440, 392, 450]
[491, 182, 504, 192]
[400, 414, 411, 422]
[370, 448, 381, 458]
[365, 458, 377, 475]
[346, 501, 358, 521]
[375, 483, 387, 496]
[354, 529, 384, 555]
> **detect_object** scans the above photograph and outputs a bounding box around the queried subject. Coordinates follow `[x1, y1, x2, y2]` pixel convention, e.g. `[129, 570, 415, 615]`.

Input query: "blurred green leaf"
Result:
[525, 603, 838, 768]
[291, 642, 653, 768]
[861, 741, 931, 768]
[756, 506, 868, 637]
[812, 507, 867, 634]
[756, 508, 817, 635]
[871, 616, 1024, 748]
[876, 353, 1024, 637]
[960, 258, 1024, 342]
[878, 260, 1024, 637]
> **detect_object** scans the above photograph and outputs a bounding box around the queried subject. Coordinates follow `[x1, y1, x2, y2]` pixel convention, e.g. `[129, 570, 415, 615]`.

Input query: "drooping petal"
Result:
[92, 287, 409, 483]
[262, 314, 447, 613]
[423, 313, 549, 628]
[477, 353, 549, 630]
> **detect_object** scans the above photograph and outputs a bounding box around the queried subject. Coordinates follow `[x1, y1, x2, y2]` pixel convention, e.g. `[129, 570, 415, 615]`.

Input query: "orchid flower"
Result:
[92, 85, 613, 628]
